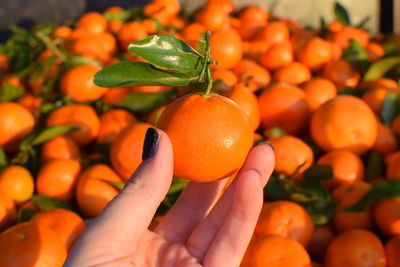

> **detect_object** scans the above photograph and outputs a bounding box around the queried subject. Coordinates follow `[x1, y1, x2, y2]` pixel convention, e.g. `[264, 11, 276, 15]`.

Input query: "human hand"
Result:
[64, 128, 275, 267]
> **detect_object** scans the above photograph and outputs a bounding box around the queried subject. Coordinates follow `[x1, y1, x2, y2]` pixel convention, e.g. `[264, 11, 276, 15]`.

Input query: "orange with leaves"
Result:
[310, 95, 377, 155]
[255, 201, 315, 247]
[258, 83, 310, 135]
[245, 235, 312, 267]
[0, 166, 34, 204]
[226, 84, 261, 130]
[60, 65, 108, 102]
[36, 159, 81, 202]
[323, 59, 360, 88]
[110, 122, 152, 181]
[0, 222, 67, 267]
[373, 198, 400, 236]
[31, 209, 85, 251]
[325, 229, 386, 267]
[41, 136, 81, 162]
[317, 150, 364, 189]
[76, 164, 123, 217]
[260, 40, 293, 70]
[210, 28, 243, 69]
[98, 109, 136, 144]
[386, 236, 400, 267]
[268, 135, 314, 176]
[332, 181, 373, 232]
[47, 104, 100, 146]
[0, 103, 35, 150]
[301, 77, 337, 112]
[158, 93, 253, 182]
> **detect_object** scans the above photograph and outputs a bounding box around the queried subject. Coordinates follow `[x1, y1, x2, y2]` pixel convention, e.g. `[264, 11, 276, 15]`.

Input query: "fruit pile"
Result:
[0, 0, 400, 266]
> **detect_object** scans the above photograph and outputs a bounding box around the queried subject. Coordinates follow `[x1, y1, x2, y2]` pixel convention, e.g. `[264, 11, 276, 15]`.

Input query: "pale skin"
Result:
[65, 130, 275, 267]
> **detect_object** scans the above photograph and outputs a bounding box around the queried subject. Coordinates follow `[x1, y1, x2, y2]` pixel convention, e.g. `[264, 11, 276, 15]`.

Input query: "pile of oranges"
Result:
[0, 0, 400, 266]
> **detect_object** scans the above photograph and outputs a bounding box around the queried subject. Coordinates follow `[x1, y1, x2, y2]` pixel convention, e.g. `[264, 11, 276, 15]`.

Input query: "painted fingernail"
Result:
[142, 128, 160, 161]
[259, 141, 275, 152]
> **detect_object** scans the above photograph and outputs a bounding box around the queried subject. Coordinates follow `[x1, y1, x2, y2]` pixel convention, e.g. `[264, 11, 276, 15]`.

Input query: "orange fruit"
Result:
[0, 192, 16, 231]
[103, 87, 132, 106]
[110, 122, 152, 181]
[158, 93, 253, 182]
[362, 87, 391, 114]
[237, 6, 268, 40]
[317, 150, 364, 189]
[54, 26, 72, 38]
[387, 151, 400, 179]
[297, 37, 334, 70]
[232, 59, 270, 90]
[307, 224, 335, 261]
[212, 69, 238, 91]
[31, 208, 85, 251]
[196, 5, 230, 31]
[325, 229, 386, 267]
[47, 104, 100, 146]
[41, 136, 81, 162]
[36, 159, 81, 202]
[386, 236, 400, 267]
[144, 0, 180, 25]
[70, 32, 117, 63]
[258, 83, 310, 135]
[60, 65, 108, 102]
[310, 95, 377, 155]
[76, 164, 123, 217]
[205, 0, 235, 14]
[301, 78, 337, 112]
[323, 60, 360, 88]
[0, 222, 67, 267]
[117, 22, 147, 51]
[243, 40, 270, 60]
[98, 109, 136, 144]
[373, 122, 398, 155]
[332, 181, 373, 232]
[131, 85, 172, 93]
[366, 42, 385, 62]
[247, 235, 312, 267]
[257, 21, 290, 46]
[210, 28, 243, 69]
[181, 23, 206, 48]
[260, 40, 293, 70]
[18, 94, 42, 118]
[268, 135, 314, 176]
[76, 12, 107, 34]
[274, 62, 311, 85]
[255, 201, 315, 247]
[373, 198, 400, 236]
[0, 103, 35, 150]
[328, 20, 344, 32]
[226, 84, 261, 130]
[327, 26, 369, 49]
[0, 166, 34, 204]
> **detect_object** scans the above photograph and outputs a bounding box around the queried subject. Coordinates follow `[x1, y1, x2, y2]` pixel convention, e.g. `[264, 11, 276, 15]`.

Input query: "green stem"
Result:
[202, 31, 214, 97]
[202, 65, 213, 97]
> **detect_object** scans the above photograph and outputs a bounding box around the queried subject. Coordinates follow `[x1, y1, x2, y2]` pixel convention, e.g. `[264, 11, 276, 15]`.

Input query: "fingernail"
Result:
[142, 128, 160, 161]
[259, 141, 275, 152]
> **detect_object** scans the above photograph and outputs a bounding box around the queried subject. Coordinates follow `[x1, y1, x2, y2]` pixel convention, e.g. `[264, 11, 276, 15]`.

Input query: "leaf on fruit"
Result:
[32, 195, 72, 211]
[334, 2, 351, 26]
[365, 150, 385, 181]
[118, 89, 176, 112]
[0, 82, 24, 102]
[20, 125, 77, 149]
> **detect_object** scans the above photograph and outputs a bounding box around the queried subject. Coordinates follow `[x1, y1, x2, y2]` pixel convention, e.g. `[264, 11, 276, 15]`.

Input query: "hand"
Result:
[64, 128, 275, 267]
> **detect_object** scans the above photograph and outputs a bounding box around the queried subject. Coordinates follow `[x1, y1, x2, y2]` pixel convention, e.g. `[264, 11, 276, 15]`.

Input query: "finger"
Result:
[203, 169, 263, 267]
[72, 129, 173, 252]
[155, 178, 228, 242]
[186, 143, 274, 260]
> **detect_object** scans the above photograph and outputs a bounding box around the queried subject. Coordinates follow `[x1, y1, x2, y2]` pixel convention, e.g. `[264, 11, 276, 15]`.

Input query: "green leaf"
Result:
[364, 57, 400, 82]
[381, 91, 400, 125]
[104, 10, 132, 22]
[128, 35, 203, 74]
[319, 16, 329, 37]
[94, 61, 196, 88]
[0, 149, 8, 171]
[356, 16, 371, 30]
[197, 33, 207, 55]
[343, 39, 368, 63]
[100, 180, 126, 190]
[364, 150, 385, 181]
[65, 55, 102, 68]
[338, 87, 366, 97]
[17, 208, 38, 223]
[168, 177, 188, 195]
[118, 89, 176, 112]
[345, 180, 400, 212]
[31, 195, 72, 211]
[303, 165, 333, 181]
[20, 125, 77, 148]
[265, 176, 287, 201]
[334, 2, 351, 26]
[264, 127, 286, 138]
[0, 83, 24, 102]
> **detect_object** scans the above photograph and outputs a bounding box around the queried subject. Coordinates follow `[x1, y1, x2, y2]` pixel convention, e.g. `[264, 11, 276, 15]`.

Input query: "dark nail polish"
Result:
[142, 128, 160, 160]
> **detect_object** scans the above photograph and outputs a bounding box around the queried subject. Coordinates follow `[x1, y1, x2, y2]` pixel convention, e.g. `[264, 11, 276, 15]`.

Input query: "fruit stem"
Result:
[202, 31, 214, 97]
